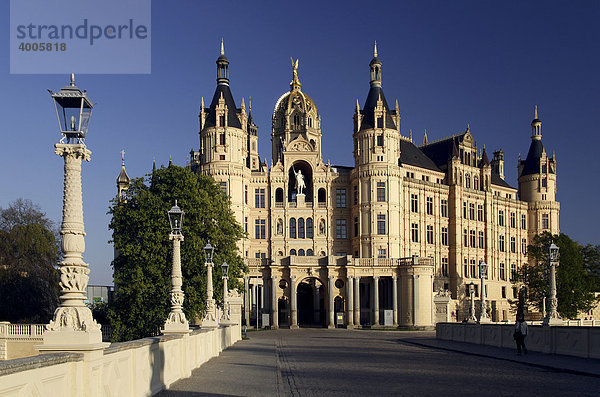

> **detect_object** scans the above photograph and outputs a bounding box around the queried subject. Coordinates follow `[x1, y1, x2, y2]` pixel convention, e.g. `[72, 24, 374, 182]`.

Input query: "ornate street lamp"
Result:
[478, 261, 491, 323]
[41, 75, 105, 351]
[202, 241, 218, 328]
[468, 282, 476, 323]
[163, 201, 190, 334]
[543, 242, 562, 326]
[220, 261, 232, 324]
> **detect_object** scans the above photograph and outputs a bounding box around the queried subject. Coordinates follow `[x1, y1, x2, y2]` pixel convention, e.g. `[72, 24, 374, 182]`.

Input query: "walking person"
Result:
[513, 313, 528, 356]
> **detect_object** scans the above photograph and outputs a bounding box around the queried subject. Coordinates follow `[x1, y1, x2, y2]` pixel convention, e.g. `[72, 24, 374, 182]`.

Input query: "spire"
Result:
[395, 99, 399, 112]
[290, 57, 301, 91]
[451, 138, 459, 159]
[116, 150, 130, 202]
[169, 155, 172, 166]
[534, 105, 538, 119]
[355, 98, 360, 113]
[70, 73, 76, 86]
[374, 41, 378, 58]
[531, 105, 542, 139]
[369, 42, 382, 87]
[409, 129, 413, 142]
[423, 129, 428, 145]
[481, 145, 490, 166]
[216, 40, 230, 86]
[152, 157, 156, 172]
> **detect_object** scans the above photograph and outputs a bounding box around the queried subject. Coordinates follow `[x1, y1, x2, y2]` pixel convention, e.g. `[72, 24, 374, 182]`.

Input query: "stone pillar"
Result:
[544, 258, 563, 326]
[244, 276, 250, 327]
[392, 276, 398, 327]
[373, 276, 380, 326]
[328, 276, 335, 328]
[202, 259, 218, 328]
[41, 144, 106, 350]
[290, 276, 298, 329]
[271, 275, 279, 329]
[347, 277, 354, 328]
[163, 233, 190, 333]
[354, 276, 360, 326]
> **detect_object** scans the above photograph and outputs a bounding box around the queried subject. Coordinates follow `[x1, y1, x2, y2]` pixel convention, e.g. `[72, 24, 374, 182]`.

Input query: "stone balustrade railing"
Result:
[436, 322, 600, 359]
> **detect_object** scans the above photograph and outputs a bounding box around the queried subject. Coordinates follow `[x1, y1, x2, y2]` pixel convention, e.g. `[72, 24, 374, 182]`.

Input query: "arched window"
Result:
[307, 249, 314, 256]
[290, 218, 296, 239]
[318, 188, 326, 203]
[290, 249, 297, 256]
[298, 218, 305, 239]
[298, 249, 305, 256]
[275, 188, 284, 203]
[474, 176, 479, 190]
[465, 173, 471, 189]
[306, 218, 313, 239]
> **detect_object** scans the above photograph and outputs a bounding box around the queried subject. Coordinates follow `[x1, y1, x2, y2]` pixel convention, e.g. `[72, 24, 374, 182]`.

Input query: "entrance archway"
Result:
[297, 277, 325, 327]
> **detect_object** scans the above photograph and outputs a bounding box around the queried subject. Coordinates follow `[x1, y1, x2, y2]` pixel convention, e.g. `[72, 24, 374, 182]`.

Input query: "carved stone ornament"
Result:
[47, 306, 101, 332]
[59, 266, 89, 293]
[166, 311, 188, 325]
[170, 291, 185, 306]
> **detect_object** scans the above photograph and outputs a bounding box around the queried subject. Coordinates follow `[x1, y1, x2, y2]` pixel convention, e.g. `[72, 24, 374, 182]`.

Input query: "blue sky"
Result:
[1, 1, 599, 285]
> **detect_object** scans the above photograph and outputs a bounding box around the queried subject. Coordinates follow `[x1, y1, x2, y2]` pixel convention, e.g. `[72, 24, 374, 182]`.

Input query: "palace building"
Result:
[186, 43, 559, 328]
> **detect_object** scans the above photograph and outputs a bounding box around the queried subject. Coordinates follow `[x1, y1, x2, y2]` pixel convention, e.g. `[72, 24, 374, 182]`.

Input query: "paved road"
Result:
[158, 329, 600, 396]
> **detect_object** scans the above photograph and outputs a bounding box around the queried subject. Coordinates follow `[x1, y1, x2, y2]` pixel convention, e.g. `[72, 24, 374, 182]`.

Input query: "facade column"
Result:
[392, 275, 398, 327]
[244, 276, 250, 327]
[271, 275, 279, 329]
[347, 276, 354, 328]
[290, 276, 298, 329]
[354, 276, 360, 326]
[328, 276, 335, 328]
[373, 276, 380, 326]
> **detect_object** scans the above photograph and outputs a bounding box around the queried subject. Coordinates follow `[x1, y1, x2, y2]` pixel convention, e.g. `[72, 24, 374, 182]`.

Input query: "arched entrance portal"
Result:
[297, 277, 325, 327]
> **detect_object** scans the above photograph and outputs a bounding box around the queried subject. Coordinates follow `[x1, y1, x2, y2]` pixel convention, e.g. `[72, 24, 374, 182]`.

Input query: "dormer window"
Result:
[219, 115, 225, 127]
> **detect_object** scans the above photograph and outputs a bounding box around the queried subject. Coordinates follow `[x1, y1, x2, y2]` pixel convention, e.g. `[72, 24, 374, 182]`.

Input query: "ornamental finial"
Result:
[374, 41, 378, 58]
[220, 38, 224, 55]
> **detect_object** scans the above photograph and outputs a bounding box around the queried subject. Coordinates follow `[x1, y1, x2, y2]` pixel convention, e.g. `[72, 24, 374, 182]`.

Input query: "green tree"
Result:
[514, 231, 599, 319]
[108, 165, 245, 341]
[0, 198, 60, 323]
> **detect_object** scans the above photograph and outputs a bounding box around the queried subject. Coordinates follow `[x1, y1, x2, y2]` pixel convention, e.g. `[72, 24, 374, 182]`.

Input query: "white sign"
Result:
[384, 310, 394, 326]
[262, 314, 270, 328]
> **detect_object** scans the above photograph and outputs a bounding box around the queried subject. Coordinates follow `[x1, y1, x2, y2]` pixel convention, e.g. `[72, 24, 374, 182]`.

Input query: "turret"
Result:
[491, 149, 505, 180]
[116, 150, 130, 203]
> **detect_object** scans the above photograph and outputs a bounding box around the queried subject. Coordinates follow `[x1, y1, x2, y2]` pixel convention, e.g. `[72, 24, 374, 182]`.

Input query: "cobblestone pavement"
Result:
[157, 328, 600, 396]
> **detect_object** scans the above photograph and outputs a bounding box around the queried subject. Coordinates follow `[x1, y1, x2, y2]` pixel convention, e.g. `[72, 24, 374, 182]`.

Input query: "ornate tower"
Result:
[518, 106, 560, 239]
[116, 150, 130, 203]
[351, 43, 402, 258]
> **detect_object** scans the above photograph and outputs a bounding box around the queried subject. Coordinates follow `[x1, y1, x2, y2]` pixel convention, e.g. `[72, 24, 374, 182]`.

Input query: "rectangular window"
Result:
[353, 185, 358, 205]
[426, 197, 433, 215]
[510, 237, 516, 253]
[441, 227, 448, 246]
[478, 231, 484, 249]
[377, 182, 386, 202]
[219, 181, 227, 195]
[521, 214, 526, 229]
[442, 257, 449, 277]
[255, 188, 265, 208]
[463, 202, 467, 219]
[354, 217, 359, 237]
[464, 258, 469, 278]
[470, 230, 476, 247]
[255, 219, 266, 239]
[244, 186, 248, 204]
[377, 249, 386, 258]
[499, 210, 505, 226]
[463, 229, 468, 246]
[411, 194, 419, 213]
[542, 178, 547, 187]
[510, 212, 516, 228]
[542, 214, 549, 229]
[500, 263, 506, 281]
[427, 225, 434, 244]
[244, 217, 248, 233]
[411, 223, 419, 242]
[377, 214, 386, 235]
[469, 203, 475, 220]
[477, 205, 483, 222]
[377, 134, 383, 146]
[511, 264, 517, 281]
[502, 286, 507, 299]
[219, 132, 225, 144]
[336, 189, 347, 208]
[336, 219, 347, 239]
[441, 200, 448, 217]
[499, 235, 505, 252]
[470, 260, 476, 279]
[521, 238, 527, 255]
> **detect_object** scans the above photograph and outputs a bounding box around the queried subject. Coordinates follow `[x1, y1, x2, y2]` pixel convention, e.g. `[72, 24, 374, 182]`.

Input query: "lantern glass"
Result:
[50, 75, 93, 140]
[204, 241, 214, 263]
[479, 261, 488, 279]
[221, 261, 229, 278]
[469, 282, 475, 293]
[167, 200, 184, 234]
[549, 243, 559, 262]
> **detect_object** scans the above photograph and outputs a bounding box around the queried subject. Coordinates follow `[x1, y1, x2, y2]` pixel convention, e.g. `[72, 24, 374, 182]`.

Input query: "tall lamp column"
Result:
[543, 243, 562, 326]
[220, 261, 232, 324]
[478, 261, 491, 323]
[163, 201, 190, 334]
[202, 241, 218, 328]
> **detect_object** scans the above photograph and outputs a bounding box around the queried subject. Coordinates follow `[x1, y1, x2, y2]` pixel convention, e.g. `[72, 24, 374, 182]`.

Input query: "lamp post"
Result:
[41, 74, 105, 350]
[220, 261, 232, 324]
[162, 201, 190, 334]
[202, 241, 218, 328]
[478, 261, 491, 323]
[468, 282, 476, 323]
[543, 243, 562, 326]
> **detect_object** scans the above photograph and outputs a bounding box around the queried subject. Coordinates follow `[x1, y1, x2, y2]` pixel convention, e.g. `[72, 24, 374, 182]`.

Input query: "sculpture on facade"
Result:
[293, 166, 305, 195]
